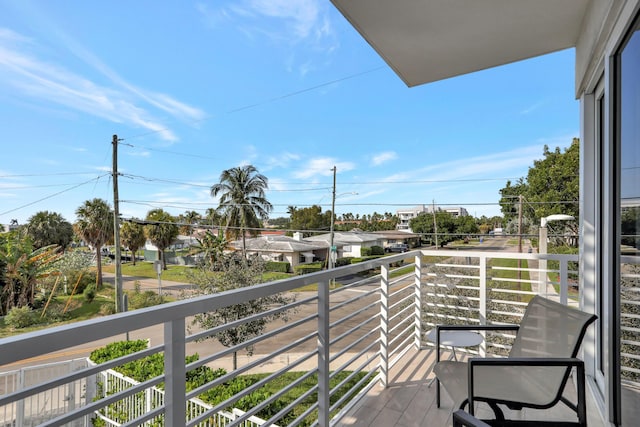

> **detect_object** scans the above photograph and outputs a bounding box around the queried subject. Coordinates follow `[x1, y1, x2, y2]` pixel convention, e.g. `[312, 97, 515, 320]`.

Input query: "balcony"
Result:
[0, 248, 617, 426]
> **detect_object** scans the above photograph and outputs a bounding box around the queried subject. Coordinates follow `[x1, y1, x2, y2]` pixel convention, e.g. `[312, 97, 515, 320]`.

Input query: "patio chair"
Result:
[433, 295, 597, 427]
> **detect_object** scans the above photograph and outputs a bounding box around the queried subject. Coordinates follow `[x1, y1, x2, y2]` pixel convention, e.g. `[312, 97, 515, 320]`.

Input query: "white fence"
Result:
[0, 359, 92, 427]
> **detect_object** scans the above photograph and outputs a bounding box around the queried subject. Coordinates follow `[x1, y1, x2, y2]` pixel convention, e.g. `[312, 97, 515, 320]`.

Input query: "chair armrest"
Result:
[452, 409, 492, 427]
[468, 357, 584, 367]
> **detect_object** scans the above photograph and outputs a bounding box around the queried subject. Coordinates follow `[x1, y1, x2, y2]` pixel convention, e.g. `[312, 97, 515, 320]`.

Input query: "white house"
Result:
[230, 234, 328, 268]
[331, 0, 640, 424]
[305, 231, 384, 258]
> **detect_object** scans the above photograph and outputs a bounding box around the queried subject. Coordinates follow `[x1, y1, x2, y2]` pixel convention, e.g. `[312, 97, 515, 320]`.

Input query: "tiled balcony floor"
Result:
[335, 346, 607, 427]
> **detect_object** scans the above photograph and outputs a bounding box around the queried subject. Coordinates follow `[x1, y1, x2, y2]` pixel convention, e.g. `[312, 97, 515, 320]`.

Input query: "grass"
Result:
[489, 257, 532, 292]
[0, 289, 114, 338]
[102, 262, 193, 282]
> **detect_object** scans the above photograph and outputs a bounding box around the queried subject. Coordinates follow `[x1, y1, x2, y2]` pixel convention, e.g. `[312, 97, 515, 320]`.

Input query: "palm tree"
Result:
[120, 220, 146, 265]
[144, 209, 179, 270]
[210, 165, 272, 257]
[24, 211, 74, 250]
[74, 198, 113, 289]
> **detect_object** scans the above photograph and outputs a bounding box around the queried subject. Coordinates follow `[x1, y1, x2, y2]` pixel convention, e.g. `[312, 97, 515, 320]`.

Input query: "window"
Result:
[616, 14, 640, 425]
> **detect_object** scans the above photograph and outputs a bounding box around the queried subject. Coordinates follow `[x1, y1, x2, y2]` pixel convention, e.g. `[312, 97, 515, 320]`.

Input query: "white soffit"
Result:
[331, 0, 590, 87]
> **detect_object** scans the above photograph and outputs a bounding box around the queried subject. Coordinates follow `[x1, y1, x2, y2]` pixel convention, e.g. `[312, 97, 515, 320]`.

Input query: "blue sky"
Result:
[0, 1, 579, 226]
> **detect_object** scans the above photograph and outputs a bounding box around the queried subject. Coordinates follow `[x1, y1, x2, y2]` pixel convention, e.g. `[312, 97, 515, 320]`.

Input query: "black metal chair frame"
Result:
[435, 297, 596, 427]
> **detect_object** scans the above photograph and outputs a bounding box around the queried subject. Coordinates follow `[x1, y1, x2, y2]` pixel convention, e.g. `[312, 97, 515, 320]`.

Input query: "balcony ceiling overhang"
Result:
[331, 0, 590, 87]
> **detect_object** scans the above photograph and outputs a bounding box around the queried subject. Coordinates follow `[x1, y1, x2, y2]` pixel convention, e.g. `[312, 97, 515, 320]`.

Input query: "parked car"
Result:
[385, 243, 409, 253]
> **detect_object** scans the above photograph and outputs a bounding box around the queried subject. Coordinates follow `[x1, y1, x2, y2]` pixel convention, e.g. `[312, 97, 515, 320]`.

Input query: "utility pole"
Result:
[517, 195, 524, 282]
[112, 135, 123, 313]
[329, 166, 337, 272]
[432, 200, 438, 249]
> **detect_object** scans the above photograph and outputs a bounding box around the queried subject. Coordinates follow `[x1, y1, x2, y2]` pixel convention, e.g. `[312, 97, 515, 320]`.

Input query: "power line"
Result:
[0, 174, 110, 217]
[121, 66, 386, 143]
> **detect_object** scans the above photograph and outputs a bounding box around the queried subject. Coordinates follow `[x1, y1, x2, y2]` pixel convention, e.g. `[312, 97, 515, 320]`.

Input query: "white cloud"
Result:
[206, 0, 337, 75]
[0, 27, 205, 141]
[292, 157, 355, 179]
[371, 151, 397, 166]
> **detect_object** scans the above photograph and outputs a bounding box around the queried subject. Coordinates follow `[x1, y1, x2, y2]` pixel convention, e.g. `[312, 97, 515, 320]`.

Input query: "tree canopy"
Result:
[120, 220, 147, 265]
[24, 210, 74, 250]
[211, 165, 272, 255]
[74, 198, 113, 289]
[499, 138, 579, 226]
[144, 209, 179, 270]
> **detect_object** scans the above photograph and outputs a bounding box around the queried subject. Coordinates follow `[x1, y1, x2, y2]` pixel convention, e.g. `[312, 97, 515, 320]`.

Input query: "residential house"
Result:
[230, 233, 328, 269]
[305, 231, 384, 258]
[330, 0, 640, 424]
[370, 230, 422, 249]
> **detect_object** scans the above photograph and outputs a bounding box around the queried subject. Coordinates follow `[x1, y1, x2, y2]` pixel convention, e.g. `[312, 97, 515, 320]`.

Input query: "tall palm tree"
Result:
[74, 198, 114, 289]
[210, 165, 272, 257]
[120, 220, 146, 266]
[144, 209, 179, 270]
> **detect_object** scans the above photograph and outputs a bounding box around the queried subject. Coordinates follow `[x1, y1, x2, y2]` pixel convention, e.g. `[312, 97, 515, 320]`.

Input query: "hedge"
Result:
[265, 261, 291, 273]
[294, 262, 323, 275]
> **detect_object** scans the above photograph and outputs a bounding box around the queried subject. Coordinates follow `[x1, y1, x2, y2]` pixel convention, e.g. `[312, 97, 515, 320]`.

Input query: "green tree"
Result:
[192, 230, 227, 267]
[499, 139, 579, 226]
[178, 210, 201, 237]
[288, 205, 331, 237]
[189, 255, 295, 370]
[0, 234, 61, 314]
[24, 211, 74, 250]
[144, 209, 179, 270]
[410, 211, 458, 247]
[210, 165, 272, 256]
[74, 198, 114, 289]
[455, 214, 480, 238]
[120, 221, 147, 266]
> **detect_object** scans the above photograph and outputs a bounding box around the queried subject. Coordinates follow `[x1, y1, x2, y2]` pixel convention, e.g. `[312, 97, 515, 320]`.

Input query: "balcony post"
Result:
[559, 258, 568, 305]
[479, 254, 487, 357]
[380, 263, 390, 388]
[164, 318, 186, 427]
[414, 254, 423, 348]
[318, 279, 330, 427]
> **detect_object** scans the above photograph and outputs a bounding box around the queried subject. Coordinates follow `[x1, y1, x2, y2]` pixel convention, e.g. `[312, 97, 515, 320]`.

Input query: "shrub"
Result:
[42, 305, 70, 323]
[32, 290, 52, 310]
[99, 302, 116, 316]
[370, 245, 385, 256]
[265, 261, 290, 273]
[360, 247, 372, 256]
[84, 285, 96, 303]
[127, 290, 164, 309]
[5, 306, 37, 329]
[335, 257, 353, 267]
[294, 263, 323, 275]
[65, 270, 97, 295]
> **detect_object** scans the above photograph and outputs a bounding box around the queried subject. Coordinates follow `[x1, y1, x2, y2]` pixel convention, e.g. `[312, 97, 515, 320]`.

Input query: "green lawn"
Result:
[102, 262, 193, 282]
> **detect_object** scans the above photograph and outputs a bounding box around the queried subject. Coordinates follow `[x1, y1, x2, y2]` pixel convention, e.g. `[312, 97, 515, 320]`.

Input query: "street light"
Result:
[538, 214, 574, 294]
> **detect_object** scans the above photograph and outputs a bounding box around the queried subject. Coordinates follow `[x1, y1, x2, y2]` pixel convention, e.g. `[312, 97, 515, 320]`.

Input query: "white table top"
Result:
[425, 328, 484, 347]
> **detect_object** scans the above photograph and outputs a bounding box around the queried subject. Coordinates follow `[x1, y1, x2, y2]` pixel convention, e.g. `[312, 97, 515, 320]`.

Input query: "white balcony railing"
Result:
[0, 249, 588, 427]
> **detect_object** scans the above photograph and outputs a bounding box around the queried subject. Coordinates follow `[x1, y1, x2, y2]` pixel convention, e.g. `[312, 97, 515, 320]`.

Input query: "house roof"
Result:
[371, 230, 421, 240]
[231, 235, 327, 253]
[306, 231, 383, 245]
[330, 0, 590, 87]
